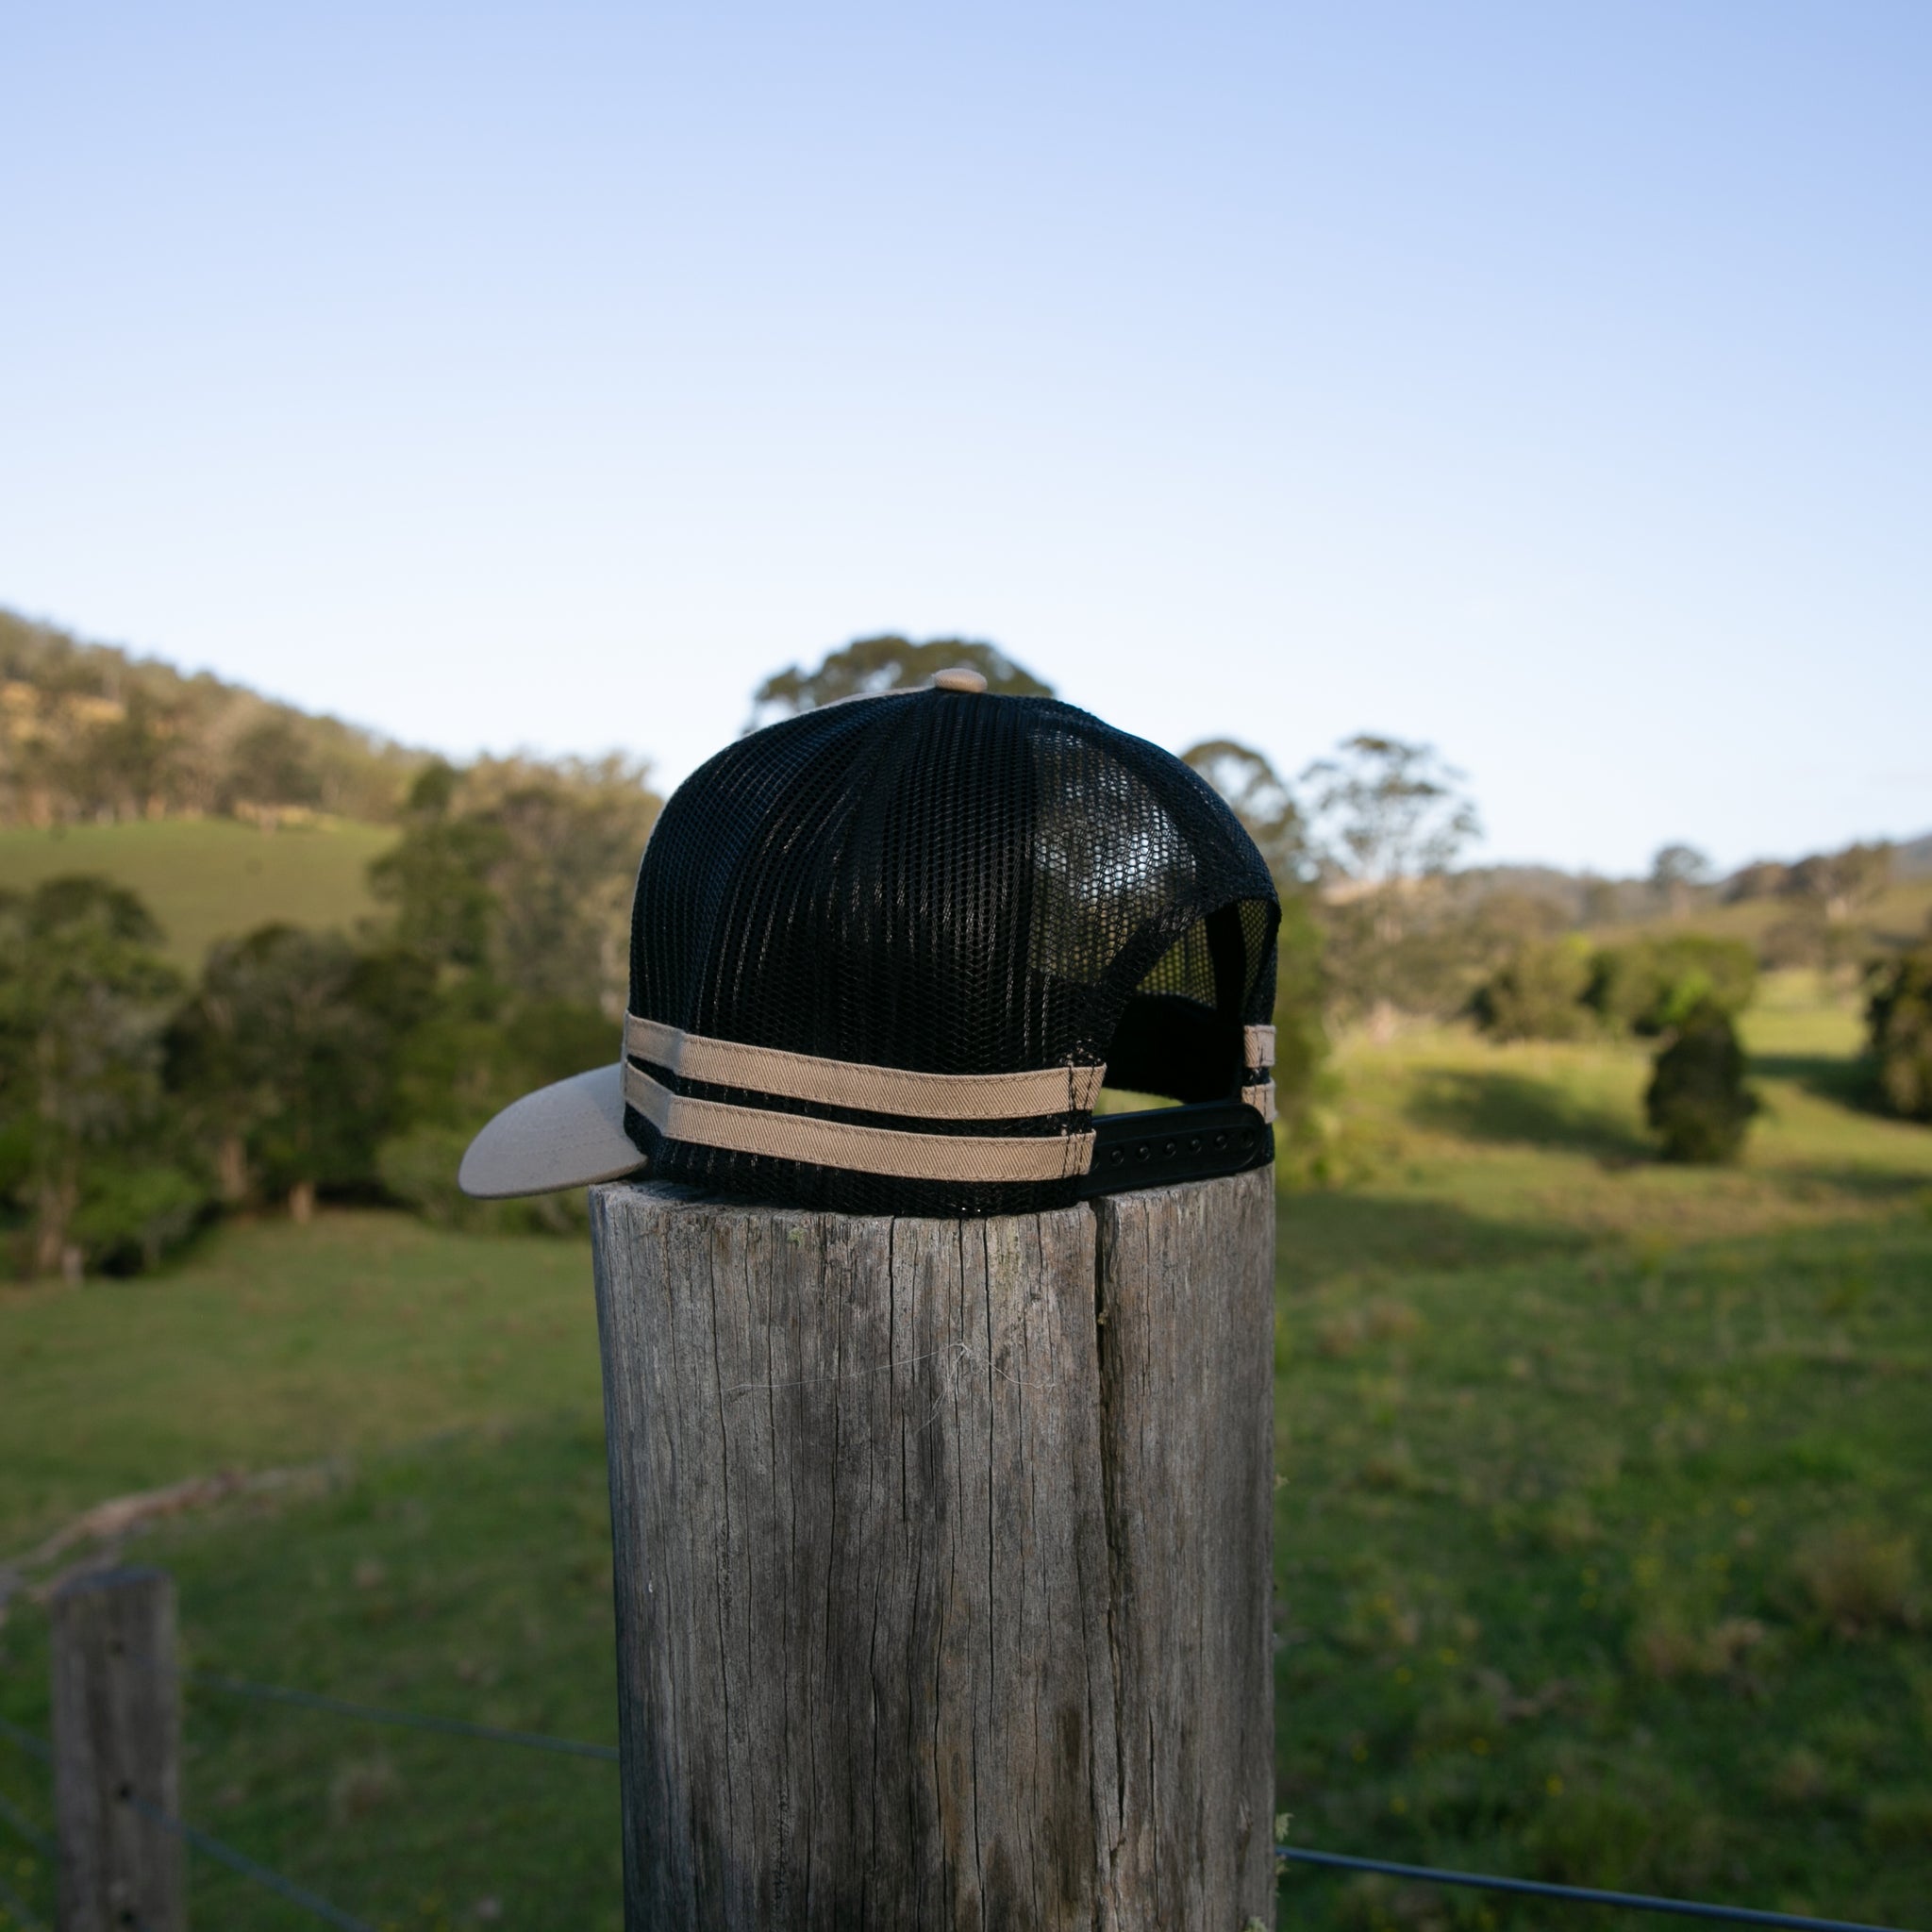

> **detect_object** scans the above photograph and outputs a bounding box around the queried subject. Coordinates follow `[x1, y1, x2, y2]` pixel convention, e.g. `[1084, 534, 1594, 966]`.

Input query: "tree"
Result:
[368, 755, 658, 1012]
[1649, 842, 1713, 916]
[1179, 740, 1326, 1150]
[1646, 1002, 1758, 1163]
[168, 925, 436, 1218]
[1300, 735, 1481, 890]
[485, 779, 650, 1010]
[66, 689, 187, 822]
[0, 877, 192, 1275]
[1724, 858, 1792, 905]
[746, 636, 1054, 730]
[222, 718, 323, 826]
[1471, 939, 1596, 1042]
[1298, 735, 1481, 1026]
[1866, 943, 1932, 1123]
[376, 979, 616, 1233]
[1586, 936, 1757, 1037]
[1786, 841, 1892, 924]
[1180, 741, 1308, 888]
[368, 810, 508, 972]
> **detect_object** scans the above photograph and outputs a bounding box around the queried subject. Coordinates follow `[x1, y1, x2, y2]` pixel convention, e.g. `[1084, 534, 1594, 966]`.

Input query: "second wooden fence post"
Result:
[50, 1567, 184, 1932]
[591, 1168, 1275, 1931]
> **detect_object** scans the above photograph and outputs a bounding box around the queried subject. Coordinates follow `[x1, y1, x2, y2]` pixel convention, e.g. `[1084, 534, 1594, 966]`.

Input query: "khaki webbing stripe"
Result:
[1244, 1024, 1276, 1070]
[625, 1015, 1105, 1120]
[623, 1063, 1096, 1183]
[1247, 1078, 1277, 1125]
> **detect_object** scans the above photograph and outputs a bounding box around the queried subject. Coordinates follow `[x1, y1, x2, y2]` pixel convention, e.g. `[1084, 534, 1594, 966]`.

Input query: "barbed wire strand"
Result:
[0, 1790, 55, 1859]
[185, 1671, 620, 1761]
[1277, 1846, 1914, 1932]
[0, 1870, 48, 1932]
[0, 1721, 49, 1768]
[83, 1667, 1923, 1932]
[123, 1790, 375, 1932]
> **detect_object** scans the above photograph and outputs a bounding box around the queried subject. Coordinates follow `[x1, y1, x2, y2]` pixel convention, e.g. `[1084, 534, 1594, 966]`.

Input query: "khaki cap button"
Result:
[933, 667, 988, 693]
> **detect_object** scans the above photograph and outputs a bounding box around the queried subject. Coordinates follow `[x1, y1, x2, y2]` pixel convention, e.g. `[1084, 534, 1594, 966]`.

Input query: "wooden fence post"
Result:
[591, 1168, 1275, 1931]
[50, 1568, 184, 1932]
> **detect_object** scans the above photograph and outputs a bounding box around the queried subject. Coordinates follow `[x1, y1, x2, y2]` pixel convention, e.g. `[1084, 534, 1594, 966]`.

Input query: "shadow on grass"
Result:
[1777, 1163, 1932, 1208]
[1751, 1051, 1882, 1112]
[1276, 1191, 1588, 1294]
[1402, 1067, 1649, 1160]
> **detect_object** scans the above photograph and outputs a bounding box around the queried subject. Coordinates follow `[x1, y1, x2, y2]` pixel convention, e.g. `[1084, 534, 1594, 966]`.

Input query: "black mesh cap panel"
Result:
[625, 688, 1280, 1214]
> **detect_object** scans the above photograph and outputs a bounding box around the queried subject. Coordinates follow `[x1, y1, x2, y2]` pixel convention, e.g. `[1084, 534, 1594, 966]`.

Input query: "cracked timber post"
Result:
[591, 1169, 1275, 1931]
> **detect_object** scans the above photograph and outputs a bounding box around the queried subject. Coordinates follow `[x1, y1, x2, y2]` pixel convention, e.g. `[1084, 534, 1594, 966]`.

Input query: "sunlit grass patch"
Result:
[0, 817, 396, 967]
[1275, 1210, 1932, 1924]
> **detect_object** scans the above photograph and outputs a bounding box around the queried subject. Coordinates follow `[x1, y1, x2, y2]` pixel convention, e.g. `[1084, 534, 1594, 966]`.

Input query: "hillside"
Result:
[1588, 875, 1932, 957]
[1894, 830, 1932, 879]
[0, 606, 427, 828]
[0, 816, 396, 966]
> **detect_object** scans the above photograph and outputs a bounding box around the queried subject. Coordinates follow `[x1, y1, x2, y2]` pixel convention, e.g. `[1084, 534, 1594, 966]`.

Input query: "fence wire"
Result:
[123, 1790, 375, 1932]
[22, 1667, 1923, 1932]
[1277, 1846, 1915, 1932]
[185, 1669, 620, 1761]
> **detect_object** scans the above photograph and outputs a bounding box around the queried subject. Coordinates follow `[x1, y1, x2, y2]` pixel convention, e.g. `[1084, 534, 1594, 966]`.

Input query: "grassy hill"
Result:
[1, 975, 1928, 1927]
[0, 816, 395, 966]
[1591, 875, 1932, 958]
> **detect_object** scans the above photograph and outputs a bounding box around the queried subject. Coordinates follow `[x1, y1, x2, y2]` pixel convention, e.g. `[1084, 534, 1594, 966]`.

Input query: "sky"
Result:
[2, 1, 1927, 876]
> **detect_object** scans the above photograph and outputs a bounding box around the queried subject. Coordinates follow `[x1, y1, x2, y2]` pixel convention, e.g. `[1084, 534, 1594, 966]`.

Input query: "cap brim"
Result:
[458, 1063, 651, 1199]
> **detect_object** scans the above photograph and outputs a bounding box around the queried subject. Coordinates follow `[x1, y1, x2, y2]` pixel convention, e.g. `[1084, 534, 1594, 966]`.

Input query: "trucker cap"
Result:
[458, 670, 1282, 1217]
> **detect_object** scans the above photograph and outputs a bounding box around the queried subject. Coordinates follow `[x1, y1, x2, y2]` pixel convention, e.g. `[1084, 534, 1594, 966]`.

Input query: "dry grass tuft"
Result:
[1866, 1790, 1932, 1850]
[1631, 1613, 1766, 1680]
[1313, 1298, 1424, 1358]
[328, 1754, 399, 1826]
[1769, 1747, 1830, 1807]
[1794, 1524, 1918, 1635]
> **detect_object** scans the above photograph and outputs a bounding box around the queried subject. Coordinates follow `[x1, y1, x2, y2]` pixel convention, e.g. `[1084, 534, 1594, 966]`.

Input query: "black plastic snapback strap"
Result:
[1076, 1097, 1274, 1198]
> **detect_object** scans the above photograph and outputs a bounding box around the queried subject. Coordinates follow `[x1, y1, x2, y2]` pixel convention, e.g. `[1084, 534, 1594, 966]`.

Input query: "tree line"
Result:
[0, 756, 658, 1279]
[3, 630, 1926, 1276]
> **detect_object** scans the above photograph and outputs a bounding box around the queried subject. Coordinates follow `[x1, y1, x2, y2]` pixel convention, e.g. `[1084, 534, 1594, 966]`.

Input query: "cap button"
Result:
[933, 667, 988, 693]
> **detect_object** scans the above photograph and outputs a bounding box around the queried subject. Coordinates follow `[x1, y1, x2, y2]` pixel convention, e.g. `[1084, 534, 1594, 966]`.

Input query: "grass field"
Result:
[3, 975, 1929, 1928]
[0, 817, 394, 966]
[1273, 998, 1932, 1928]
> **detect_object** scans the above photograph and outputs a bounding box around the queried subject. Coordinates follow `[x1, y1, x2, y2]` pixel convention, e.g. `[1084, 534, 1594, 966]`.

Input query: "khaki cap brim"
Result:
[458, 1063, 650, 1199]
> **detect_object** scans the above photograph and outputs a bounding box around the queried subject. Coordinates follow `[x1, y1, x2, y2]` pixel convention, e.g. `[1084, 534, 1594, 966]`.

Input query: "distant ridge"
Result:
[0, 605, 651, 833]
[0, 603, 426, 827]
[1893, 832, 1932, 880]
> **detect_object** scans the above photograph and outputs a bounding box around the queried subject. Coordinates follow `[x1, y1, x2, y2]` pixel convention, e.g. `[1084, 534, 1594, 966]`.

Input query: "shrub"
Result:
[1866, 945, 1932, 1122]
[1271, 889, 1329, 1145]
[1588, 937, 1757, 1037]
[376, 1123, 586, 1236]
[1470, 939, 1595, 1041]
[1644, 1003, 1758, 1163]
[69, 1163, 209, 1274]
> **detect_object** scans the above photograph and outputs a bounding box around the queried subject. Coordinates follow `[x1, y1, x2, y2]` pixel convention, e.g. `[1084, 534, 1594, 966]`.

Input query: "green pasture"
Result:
[3, 976, 1930, 1927]
[1274, 1003, 1932, 1927]
[0, 817, 394, 966]
[0, 1214, 598, 1553]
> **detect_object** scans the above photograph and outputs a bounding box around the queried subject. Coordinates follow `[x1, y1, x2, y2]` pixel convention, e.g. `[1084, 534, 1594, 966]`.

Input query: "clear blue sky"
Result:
[3, 2, 1926, 874]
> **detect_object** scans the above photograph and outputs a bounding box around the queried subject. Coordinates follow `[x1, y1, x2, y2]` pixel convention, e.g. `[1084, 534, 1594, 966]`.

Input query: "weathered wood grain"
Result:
[51, 1566, 184, 1932]
[591, 1170, 1274, 1930]
[1093, 1170, 1276, 1925]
